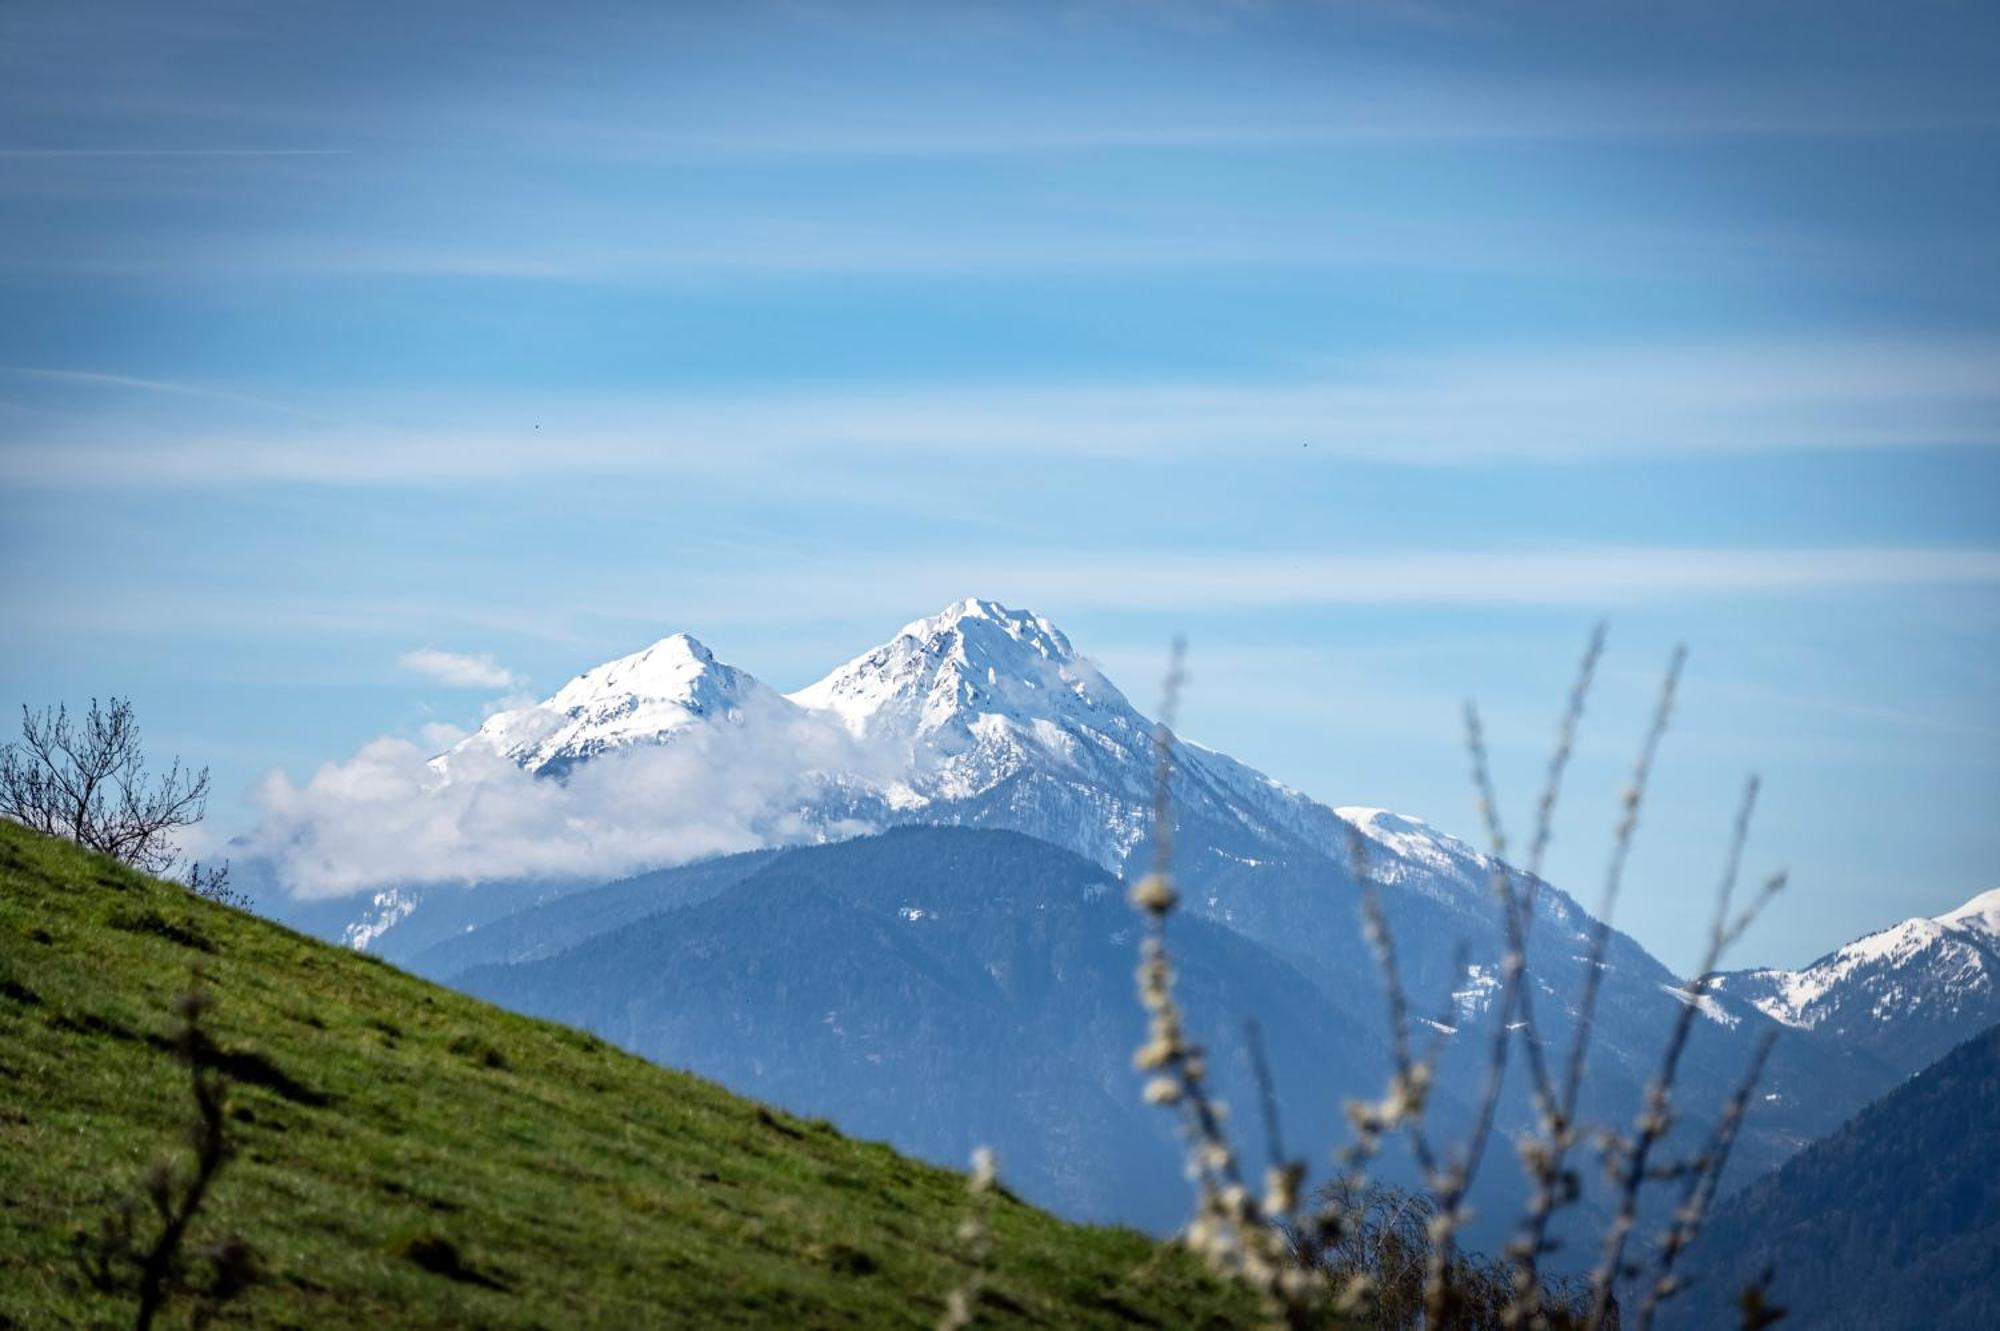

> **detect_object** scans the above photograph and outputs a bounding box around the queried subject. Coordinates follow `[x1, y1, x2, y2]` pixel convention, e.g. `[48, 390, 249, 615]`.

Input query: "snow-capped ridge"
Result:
[898, 597, 1077, 664]
[1337, 806, 1446, 841]
[1713, 885, 2000, 1039]
[447, 631, 789, 775]
[787, 596, 1124, 744]
[432, 600, 1497, 891]
[1337, 805, 1493, 881]
[1936, 886, 2000, 933]
[1797, 884, 2000, 977]
[538, 630, 777, 727]
[548, 631, 722, 708]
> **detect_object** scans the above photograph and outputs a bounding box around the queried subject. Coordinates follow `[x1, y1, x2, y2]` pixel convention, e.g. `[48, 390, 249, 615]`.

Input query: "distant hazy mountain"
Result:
[442, 823, 1871, 1257]
[1711, 888, 2000, 1088]
[1662, 1023, 2000, 1331]
[406, 850, 783, 978]
[453, 826, 1484, 1232]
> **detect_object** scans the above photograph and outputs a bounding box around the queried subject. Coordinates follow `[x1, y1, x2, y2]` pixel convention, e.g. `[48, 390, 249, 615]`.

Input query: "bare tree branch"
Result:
[1586, 778, 1786, 1329]
[1634, 1032, 1777, 1331]
[1438, 626, 1603, 1324]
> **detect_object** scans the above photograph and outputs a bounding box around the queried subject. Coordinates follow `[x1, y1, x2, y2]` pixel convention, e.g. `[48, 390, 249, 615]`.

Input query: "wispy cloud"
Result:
[396, 647, 521, 690]
[0, 366, 314, 417]
[640, 546, 2000, 620]
[0, 148, 349, 158]
[12, 546, 1989, 659]
[3, 338, 1992, 488]
[417, 721, 470, 750]
[0, 188, 1871, 282]
[546, 105, 2000, 162]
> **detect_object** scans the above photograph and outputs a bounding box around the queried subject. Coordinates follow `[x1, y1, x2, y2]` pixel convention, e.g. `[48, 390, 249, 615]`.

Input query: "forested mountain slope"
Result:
[1664, 1023, 2000, 1331]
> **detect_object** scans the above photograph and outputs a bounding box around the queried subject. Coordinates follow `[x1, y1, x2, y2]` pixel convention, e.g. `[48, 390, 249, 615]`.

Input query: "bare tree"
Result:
[0, 698, 210, 875]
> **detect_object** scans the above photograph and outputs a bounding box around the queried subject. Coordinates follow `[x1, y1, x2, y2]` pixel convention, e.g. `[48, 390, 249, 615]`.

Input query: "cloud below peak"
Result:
[245, 702, 878, 899]
[397, 647, 521, 690]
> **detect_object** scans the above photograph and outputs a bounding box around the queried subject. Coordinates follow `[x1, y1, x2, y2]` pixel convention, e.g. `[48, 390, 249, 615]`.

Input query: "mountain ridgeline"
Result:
[1710, 888, 2000, 1086]
[253, 599, 1998, 1263]
[453, 827, 1425, 1230]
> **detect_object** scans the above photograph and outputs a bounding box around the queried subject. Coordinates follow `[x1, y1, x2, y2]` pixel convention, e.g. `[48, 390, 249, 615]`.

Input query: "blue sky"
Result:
[2, 0, 1995, 973]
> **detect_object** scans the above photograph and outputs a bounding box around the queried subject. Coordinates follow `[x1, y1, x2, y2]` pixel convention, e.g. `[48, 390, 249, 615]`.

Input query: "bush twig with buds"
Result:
[938, 1147, 1000, 1331]
[1129, 631, 1789, 1331]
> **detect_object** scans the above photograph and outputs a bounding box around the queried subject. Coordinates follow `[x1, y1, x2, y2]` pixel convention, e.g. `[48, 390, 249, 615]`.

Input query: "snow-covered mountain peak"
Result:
[1712, 885, 2000, 1044]
[912, 597, 1077, 662]
[1937, 886, 2000, 934]
[788, 597, 1128, 742]
[546, 632, 721, 710]
[447, 632, 786, 776]
[1815, 886, 2000, 974]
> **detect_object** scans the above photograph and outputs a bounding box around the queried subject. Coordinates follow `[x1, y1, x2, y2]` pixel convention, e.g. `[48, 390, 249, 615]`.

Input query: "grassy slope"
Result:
[0, 823, 1259, 1329]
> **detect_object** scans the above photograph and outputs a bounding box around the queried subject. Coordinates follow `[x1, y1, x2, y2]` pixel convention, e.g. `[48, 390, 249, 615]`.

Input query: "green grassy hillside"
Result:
[0, 823, 1258, 1329]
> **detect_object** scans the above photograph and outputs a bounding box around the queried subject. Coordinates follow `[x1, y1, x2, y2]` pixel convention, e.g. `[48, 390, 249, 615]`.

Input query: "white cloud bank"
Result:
[243, 698, 879, 899]
[396, 647, 521, 690]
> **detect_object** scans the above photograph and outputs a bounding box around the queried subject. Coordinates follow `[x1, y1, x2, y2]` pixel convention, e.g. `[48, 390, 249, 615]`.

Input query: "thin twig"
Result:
[1563, 646, 1686, 1117]
[937, 1147, 999, 1331]
[1528, 624, 1608, 885]
[1486, 627, 1608, 1317]
[1245, 1017, 1288, 1172]
[1436, 667, 1603, 1326]
[1345, 823, 1442, 1184]
[1503, 648, 1686, 1324]
[1586, 777, 1782, 1329]
[1132, 641, 1318, 1326]
[1633, 1032, 1777, 1331]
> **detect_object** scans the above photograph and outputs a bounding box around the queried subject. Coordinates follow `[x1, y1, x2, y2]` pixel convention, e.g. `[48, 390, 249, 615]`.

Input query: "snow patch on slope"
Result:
[343, 887, 417, 951]
[1660, 981, 1742, 1028]
[1938, 886, 2000, 932]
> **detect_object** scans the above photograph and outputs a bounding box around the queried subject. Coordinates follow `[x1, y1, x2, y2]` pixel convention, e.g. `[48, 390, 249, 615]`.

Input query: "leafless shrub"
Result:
[74, 989, 257, 1330]
[185, 860, 251, 911]
[2, 698, 210, 876]
[1131, 631, 1787, 1330]
[1295, 1182, 1596, 1329]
